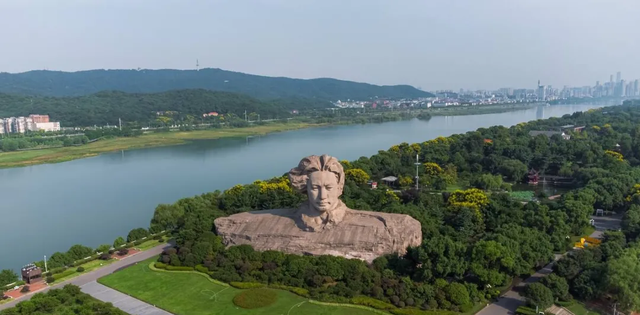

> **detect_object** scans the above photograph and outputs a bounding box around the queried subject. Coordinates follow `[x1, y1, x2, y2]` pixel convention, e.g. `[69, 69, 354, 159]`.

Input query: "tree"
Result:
[345, 169, 370, 185]
[541, 274, 571, 301]
[96, 244, 112, 254]
[622, 205, 640, 241]
[66, 244, 94, 261]
[150, 204, 184, 232]
[523, 283, 554, 310]
[607, 244, 640, 312]
[471, 174, 503, 191]
[444, 282, 471, 306]
[127, 228, 150, 242]
[498, 159, 528, 182]
[113, 236, 126, 248]
[0, 269, 18, 287]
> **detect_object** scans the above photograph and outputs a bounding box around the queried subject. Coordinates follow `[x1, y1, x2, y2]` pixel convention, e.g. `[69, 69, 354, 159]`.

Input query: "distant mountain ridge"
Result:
[0, 68, 433, 100]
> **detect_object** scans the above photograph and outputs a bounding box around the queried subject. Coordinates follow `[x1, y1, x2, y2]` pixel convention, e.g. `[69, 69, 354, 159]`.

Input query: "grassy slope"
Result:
[98, 258, 378, 315]
[0, 123, 318, 168]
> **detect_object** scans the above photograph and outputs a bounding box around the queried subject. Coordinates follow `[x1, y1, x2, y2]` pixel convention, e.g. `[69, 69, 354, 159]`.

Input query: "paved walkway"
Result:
[548, 305, 575, 315]
[477, 214, 622, 315]
[0, 243, 169, 311]
[81, 281, 171, 315]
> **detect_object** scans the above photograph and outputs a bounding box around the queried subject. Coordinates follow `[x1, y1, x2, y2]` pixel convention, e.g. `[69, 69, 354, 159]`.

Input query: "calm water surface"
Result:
[0, 104, 605, 271]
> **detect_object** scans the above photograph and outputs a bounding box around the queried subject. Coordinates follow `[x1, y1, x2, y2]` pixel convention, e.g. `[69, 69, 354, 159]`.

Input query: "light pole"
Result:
[414, 154, 420, 190]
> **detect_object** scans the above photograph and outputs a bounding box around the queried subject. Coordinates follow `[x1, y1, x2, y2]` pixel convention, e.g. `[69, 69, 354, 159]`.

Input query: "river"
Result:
[0, 104, 606, 272]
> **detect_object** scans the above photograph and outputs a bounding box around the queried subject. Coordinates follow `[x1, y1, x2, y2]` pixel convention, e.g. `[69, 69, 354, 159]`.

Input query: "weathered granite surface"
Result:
[213, 154, 422, 262]
[214, 206, 422, 262]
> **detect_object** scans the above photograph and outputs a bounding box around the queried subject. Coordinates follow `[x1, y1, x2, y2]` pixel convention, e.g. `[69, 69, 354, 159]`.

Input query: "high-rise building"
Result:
[537, 80, 546, 101]
[620, 80, 626, 97]
[617, 72, 622, 83]
[635, 80, 639, 96]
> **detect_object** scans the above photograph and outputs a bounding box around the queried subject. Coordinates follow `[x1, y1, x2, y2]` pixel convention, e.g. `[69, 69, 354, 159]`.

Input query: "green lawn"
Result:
[565, 301, 603, 315]
[52, 259, 117, 283]
[136, 236, 170, 251]
[98, 258, 380, 315]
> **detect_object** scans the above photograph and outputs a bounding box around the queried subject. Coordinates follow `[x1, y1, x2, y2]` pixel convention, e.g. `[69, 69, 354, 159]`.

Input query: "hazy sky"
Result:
[1, 0, 639, 90]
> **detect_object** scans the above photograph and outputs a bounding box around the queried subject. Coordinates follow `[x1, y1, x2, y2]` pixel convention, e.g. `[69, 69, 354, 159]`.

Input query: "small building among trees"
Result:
[21, 264, 43, 284]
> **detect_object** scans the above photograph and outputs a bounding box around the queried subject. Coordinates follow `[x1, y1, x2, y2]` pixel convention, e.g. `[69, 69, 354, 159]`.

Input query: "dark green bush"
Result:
[76, 267, 85, 272]
[230, 282, 265, 289]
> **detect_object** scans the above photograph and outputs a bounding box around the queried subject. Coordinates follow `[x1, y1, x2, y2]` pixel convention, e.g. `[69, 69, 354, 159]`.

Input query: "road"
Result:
[476, 214, 622, 315]
[0, 243, 169, 311]
[82, 281, 171, 315]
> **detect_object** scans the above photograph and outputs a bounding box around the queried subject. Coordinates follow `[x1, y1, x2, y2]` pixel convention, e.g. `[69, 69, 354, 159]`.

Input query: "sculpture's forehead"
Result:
[308, 171, 338, 185]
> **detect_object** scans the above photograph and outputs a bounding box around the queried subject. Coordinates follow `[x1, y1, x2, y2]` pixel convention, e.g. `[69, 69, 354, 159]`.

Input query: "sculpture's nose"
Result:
[318, 188, 327, 200]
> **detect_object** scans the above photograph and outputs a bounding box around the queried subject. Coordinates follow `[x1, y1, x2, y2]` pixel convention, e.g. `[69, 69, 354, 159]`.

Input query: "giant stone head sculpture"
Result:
[288, 154, 345, 218]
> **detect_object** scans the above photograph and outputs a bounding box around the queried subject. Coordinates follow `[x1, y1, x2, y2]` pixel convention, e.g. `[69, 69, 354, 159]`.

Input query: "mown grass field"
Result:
[565, 301, 603, 315]
[0, 123, 318, 168]
[98, 258, 379, 315]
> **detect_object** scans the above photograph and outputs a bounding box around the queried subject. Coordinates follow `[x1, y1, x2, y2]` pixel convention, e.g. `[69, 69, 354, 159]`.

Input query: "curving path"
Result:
[0, 243, 170, 312]
[81, 281, 171, 315]
[476, 214, 622, 315]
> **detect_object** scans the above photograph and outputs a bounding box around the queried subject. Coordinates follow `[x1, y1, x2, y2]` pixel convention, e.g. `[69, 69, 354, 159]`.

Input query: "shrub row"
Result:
[230, 282, 265, 289]
[389, 308, 458, 315]
[50, 268, 77, 282]
[268, 284, 310, 298]
[153, 262, 193, 271]
[555, 300, 574, 307]
[72, 254, 100, 267]
[351, 296, 397, 310]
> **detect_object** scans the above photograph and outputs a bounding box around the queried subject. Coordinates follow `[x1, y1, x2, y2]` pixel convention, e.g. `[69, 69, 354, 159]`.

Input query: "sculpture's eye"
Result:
[312, 185, 320, 191]
[326, 186, 334, 191]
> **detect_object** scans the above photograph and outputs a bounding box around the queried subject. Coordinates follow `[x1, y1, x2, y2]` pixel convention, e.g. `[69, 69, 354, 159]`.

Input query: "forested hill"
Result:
[0, 89, 329, 126]
[0, 68, 433, 100]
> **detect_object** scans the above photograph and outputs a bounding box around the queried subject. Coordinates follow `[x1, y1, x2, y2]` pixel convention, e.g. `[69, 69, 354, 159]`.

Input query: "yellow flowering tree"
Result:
[345, 169, 370, 185]
[448, 188, 489, 219]
[605, 150, 624, 161]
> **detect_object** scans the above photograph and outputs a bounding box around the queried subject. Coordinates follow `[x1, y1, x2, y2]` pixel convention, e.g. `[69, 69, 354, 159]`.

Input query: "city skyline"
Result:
[1, 0, 640, 90]
[450, 71, 640, 97]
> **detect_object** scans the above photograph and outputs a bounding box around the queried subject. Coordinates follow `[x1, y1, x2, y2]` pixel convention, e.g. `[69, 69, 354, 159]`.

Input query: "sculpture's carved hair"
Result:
[288, 155, 344, 194]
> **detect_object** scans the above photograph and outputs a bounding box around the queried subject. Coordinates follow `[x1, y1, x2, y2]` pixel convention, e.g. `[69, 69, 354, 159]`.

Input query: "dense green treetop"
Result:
[0, 68, 433, 99]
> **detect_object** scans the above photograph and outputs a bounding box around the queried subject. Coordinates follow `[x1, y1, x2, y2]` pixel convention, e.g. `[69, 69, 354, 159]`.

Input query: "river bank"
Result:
[0, 122, 323, 168]
[0, 104, 606, 276]
[0, 103, 546, 169]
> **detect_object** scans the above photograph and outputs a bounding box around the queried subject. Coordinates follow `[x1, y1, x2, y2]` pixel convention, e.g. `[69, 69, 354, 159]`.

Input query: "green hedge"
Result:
[269, 284, 310, 298]
[194, 265, 209, 274]
[351, 296, 396, 310]
[49, 267, 66, 275]
[165, 265, 194, 271]
[230, 282, 265, 289]
[154, 262, 167, 269]
[390, 308, 457, 315]
[72, 254, 100, 267]
[51, 268, 77, 281]
[516, 306, 536, 315]
[555, 300, 574, 307]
